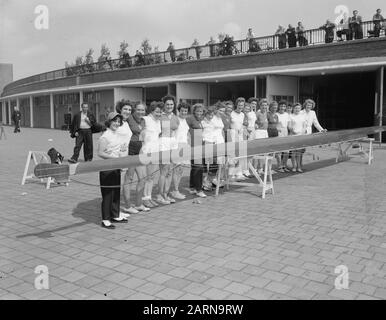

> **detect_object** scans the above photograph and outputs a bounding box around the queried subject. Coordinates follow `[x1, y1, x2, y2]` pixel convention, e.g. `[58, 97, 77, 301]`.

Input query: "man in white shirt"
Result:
[69, 102, 96, 163]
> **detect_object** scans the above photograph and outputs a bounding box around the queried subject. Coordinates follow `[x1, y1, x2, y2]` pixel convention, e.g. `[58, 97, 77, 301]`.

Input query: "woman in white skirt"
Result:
[277, 100, 291, 172]
[156, 95, 180, 205]
[141, 102, 162, 204]
[289, 103, 307, 172]
[171, 102, 190, 200]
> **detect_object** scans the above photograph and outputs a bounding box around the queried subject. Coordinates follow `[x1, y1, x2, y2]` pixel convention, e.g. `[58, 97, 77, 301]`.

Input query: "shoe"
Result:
[111, 218, 128, 223]
[149, 199, 159, 207]
[242, 170, 252, 177]
[155, 195, 171, 205]
[284, 167, 291, 172]
[292, 168, 297, 173]
[101, 222, 115, 229]
[166, 195, 176, 203]
[189, 189, 197, 195]
[143, 199, 155, 208]
[196, 191, 207, 198]
[257, 169, 264, 175]
[278, 167, 285, 173]
[202, 185, 212, 191]
[297, 168, 303, 173]
[236, 175, 246, 181]
[121, 213, 131, 219]
[122, 207, 139, 214]
[171, 191, 186, 200]
[68, 158, 77, 164]
[135, 205, 150, 212]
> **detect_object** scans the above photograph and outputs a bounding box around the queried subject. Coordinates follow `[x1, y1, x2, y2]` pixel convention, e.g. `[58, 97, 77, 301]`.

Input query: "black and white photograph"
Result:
[0, 0, 386, 307]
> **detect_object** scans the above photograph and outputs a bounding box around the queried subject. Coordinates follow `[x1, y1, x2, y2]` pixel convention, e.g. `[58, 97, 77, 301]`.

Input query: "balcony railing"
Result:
[3, 19, 385, 93]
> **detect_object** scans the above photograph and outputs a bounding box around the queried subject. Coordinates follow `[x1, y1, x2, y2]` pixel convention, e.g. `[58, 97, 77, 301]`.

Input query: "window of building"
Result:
[271, 95, 295, 104]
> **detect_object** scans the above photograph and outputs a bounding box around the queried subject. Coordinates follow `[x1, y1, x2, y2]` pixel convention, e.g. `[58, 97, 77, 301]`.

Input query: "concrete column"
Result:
[50, 93, 54, 129]
[29, 96, 34, 128]
[375, 67, 384, 142]
[1, 101, 4, 124]
[8, 100, 12, 125]
[207, 83, 210, 106]
[79, 91, 83, 110]
[254, 76, 257, 98]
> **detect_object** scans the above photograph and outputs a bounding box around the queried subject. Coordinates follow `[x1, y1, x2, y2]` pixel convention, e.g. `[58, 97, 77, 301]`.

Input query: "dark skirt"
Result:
[129, 140, 142, 155]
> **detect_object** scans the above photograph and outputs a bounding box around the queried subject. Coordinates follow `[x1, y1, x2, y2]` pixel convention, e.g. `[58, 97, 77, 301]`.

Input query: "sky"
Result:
[0, 0, 384, 80]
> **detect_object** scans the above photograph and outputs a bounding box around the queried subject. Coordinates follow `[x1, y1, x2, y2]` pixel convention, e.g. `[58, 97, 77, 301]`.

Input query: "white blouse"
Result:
[300, 109, 323, 134]
[141, 115, 161, 153]
[175, 117, 189, 144]
[230, 111, 245, 141]
[246, 111, 257, 131]
[289, 113, 306, 135]
[202, 115, 225, 144]
[98, 128, 121, 158]
[116, 121, 133, 157]
[277, 112, 290, 137]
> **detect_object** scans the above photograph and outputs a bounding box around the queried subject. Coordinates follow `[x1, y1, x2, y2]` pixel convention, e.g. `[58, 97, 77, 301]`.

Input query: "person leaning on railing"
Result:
[319, 19, 336, 43]
[349, 10, 363, 40]
[296, 22, 308, 46]
[275, 25, 287, 49]
[373, 9, 385, 38]
[337, 12, 352, 41]
[286, 24, 297, 48]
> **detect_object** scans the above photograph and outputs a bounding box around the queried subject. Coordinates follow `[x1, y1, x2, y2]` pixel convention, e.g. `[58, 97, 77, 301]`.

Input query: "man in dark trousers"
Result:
[12, 106, 22, 133]
[68, 102, 96, 163]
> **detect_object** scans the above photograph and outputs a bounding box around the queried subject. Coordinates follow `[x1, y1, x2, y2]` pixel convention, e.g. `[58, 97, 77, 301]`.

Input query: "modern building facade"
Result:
[1, 25, 385, 139]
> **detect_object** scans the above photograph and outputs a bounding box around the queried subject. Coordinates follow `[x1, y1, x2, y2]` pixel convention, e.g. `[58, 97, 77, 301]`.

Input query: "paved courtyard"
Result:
[0, 125, 385, 300]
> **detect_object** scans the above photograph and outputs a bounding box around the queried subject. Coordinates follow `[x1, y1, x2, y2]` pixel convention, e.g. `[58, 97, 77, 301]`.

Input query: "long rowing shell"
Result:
[34, 126, 386, 179]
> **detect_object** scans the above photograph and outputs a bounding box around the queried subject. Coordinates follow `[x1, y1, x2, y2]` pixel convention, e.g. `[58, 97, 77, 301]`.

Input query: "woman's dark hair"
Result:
[162, 95, 176, 114]
[115, 99, 133, 114]
[278, 99, 287, 106]
[148, 101, 163, 114]
[235, 97, 245, 106]
[104, 115, 122, 128]
[259, 98, 268, 106]
[177, 102, 191, 112]
[162, 95, 176, 105]
[248, 97, 258, 104]
[204, 105, 216, 116]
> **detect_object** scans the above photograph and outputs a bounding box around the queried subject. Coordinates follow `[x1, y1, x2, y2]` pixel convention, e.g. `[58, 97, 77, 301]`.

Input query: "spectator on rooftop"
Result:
[275, 25, 287, 49]
[207, 36, 216, 57]
[296, 21, 308, 46]
[337, 12, 351, 41]
[373, 9, 384, 37]
[192, 39, 202, 59]
[167, 42, 176, 62]
[319, 19, 336, 43]
[349, 10, 363, 40]
[286, 24, 297, 48]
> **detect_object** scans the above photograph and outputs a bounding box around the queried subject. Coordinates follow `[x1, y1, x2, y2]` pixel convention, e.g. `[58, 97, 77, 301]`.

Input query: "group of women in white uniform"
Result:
[96, 96, 325, 229]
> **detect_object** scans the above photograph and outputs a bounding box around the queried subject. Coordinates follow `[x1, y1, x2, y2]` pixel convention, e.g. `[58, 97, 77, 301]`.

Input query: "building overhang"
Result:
[1, 56, 385, 101]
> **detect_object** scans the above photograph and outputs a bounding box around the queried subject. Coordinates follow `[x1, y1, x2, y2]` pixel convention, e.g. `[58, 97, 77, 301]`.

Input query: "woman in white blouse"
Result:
[300, 99, 327, 134]
[289, 103, 307, 173]
[201, 105, 225, 189]
[277, 101, 291, 172]
[171, 102, 190, 200]
[97, 112, 128, 229]
[230, 97, 249, 180]
[141, 102, 162, 205]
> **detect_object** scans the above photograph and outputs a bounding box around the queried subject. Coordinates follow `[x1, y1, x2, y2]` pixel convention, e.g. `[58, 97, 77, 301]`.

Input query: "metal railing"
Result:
[3, 20, 384, 94]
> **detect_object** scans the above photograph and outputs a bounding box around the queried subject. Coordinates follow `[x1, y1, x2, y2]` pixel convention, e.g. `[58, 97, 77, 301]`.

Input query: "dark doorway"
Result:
[299, 72, 375, 130]
[210, 80, 254, 105]
[145, 86, 168, 107]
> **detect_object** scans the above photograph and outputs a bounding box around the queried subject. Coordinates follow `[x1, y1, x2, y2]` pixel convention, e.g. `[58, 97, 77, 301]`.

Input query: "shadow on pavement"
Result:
[16, 198, 101, 239]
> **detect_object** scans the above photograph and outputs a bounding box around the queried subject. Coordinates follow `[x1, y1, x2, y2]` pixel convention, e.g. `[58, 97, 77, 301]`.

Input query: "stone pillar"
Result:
[30, 96, 34, 128]
[50, 93, 54, 129]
